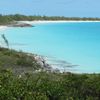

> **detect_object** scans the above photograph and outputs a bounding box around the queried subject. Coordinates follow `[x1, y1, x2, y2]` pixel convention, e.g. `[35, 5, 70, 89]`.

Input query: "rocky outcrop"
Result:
[12, 23, 33, 27]
[8, 22, 34, 27]
[34, 55, 55, 72]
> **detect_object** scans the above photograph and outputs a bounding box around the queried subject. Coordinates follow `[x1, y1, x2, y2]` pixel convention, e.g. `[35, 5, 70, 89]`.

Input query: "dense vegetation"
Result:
[0, 68, 100, 100]
[0, 14, 100, 25]
[0, 48, 100, 99]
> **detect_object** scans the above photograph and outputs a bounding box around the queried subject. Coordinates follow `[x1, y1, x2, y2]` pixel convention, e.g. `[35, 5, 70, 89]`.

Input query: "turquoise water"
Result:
[1, 22, 100, 73]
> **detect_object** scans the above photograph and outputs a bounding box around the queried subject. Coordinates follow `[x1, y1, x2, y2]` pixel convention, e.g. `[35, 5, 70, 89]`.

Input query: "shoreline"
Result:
[1, 20, 100, 30]
[18, 20, 100, 24]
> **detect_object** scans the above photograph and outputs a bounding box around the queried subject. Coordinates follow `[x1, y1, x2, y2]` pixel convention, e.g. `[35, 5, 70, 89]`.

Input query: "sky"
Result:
[0, 0, 100, 17]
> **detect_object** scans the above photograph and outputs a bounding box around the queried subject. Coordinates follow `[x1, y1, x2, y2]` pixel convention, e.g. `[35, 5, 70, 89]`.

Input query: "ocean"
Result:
[1, 22, 100, 73]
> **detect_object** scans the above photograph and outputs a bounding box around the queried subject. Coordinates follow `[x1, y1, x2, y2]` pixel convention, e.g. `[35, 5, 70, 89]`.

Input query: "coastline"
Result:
[1, 21, 100, 73]
[18, 20, 100, 25]
[1, 20, 100, 30]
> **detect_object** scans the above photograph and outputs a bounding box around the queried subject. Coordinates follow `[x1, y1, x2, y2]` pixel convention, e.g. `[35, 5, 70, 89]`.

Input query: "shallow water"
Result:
[1, 22, 100, 73]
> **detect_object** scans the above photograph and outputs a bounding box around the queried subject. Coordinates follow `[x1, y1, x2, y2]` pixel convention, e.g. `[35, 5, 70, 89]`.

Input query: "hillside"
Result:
[0, 48, 100, 99]
[0, 48, 46, 74]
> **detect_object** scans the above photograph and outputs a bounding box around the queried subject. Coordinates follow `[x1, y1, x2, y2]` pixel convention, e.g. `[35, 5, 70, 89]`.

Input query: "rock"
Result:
[8, 22, 34, 27]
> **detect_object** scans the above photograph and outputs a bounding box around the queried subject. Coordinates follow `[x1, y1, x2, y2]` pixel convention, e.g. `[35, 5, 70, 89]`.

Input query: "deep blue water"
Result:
[1, 22, 100, 73]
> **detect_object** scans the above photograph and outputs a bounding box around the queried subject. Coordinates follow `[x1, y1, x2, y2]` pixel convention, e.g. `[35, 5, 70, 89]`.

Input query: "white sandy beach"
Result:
[18, 20, 100, 25]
